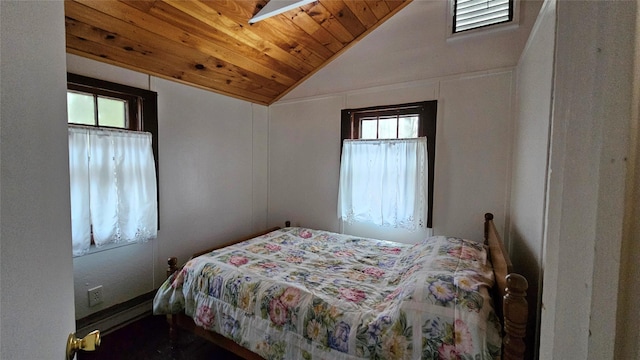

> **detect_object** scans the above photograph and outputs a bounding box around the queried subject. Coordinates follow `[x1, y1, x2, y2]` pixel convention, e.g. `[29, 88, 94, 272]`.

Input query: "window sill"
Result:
[73, 240, 146, 258]
[446, 22, 520, 42]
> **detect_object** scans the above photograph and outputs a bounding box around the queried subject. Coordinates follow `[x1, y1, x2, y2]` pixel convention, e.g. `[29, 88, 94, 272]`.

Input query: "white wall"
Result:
[269, 69, 514, 243]
[268, 95, 344, 231]
[509, 0, 555, 357]
[540, 1, 636, 359]
[269, 0, 543, 242]
[615, 4, 640, 358]
[153, 76, 268, 283]
[67, 55, 269, 320]
[1, 1, 76, 358]
[436, 73, 513, 239]
[281, 0, 542, 101]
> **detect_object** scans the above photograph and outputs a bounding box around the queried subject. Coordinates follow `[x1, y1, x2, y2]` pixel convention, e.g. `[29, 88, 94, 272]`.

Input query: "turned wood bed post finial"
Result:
[167, 257, 178, 278]
[484, 212, 494, 241]
[503, 273, 528, 360]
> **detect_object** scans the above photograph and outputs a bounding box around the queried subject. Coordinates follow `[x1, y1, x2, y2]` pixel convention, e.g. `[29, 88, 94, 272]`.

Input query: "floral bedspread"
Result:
[153, 228, 502, 360]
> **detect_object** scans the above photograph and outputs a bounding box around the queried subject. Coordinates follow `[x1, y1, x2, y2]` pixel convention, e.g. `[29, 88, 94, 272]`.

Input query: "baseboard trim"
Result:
[76, 290, 156, 337]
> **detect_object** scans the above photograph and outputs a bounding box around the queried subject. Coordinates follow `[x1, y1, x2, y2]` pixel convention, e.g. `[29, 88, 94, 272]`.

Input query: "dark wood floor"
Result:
[79, 315, 244, 360]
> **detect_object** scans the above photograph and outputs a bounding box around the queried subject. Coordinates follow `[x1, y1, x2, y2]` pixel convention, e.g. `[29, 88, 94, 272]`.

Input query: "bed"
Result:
[153, 213, 528, 360]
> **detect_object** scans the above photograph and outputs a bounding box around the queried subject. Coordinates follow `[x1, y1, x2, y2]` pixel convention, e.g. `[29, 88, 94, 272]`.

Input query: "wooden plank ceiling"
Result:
[64, 0, 411, 105]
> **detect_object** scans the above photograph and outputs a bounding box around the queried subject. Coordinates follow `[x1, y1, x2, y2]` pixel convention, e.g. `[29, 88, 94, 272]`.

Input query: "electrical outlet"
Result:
[88, 286, 103, 307]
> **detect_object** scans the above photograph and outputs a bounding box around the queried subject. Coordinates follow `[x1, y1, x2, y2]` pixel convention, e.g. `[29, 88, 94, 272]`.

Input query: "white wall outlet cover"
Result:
[88, 286, 103, 307]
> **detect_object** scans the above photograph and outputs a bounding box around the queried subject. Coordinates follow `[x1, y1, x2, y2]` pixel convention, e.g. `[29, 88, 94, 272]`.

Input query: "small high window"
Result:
[452, 0, 515, 34]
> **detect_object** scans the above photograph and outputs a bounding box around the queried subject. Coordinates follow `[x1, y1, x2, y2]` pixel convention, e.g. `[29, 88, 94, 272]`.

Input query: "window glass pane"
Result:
[67, 92, 95, 125]
[97, 97, 126, 128]
[361, 119, 378, 139]
[399, 116, 419, 138]
[378, 116, 397, 139]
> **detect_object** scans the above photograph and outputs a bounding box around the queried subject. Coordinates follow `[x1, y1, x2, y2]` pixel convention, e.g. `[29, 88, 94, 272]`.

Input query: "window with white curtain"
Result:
[67, 74, 159, 256]
[339, 138, 427, 230]
[69, 127, 158, 255]
[339, 101, 437, 230]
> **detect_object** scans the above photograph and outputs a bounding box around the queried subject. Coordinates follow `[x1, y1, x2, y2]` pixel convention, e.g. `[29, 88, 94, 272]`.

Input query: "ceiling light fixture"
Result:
[248, 0, 317, 24]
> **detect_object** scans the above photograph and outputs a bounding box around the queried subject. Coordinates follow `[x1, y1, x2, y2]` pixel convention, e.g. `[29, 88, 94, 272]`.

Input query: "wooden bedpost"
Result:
[503, 273, 528, 360]
[166, 257, 179, 344]
[484, 212, 494, 242]
[484, 212, 529, 360]
[167, 257, 178, 278]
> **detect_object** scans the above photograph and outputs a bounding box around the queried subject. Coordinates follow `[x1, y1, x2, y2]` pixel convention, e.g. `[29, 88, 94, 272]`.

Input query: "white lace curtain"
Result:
[69, 126, 158, 256]
[338, 137, 428, 230]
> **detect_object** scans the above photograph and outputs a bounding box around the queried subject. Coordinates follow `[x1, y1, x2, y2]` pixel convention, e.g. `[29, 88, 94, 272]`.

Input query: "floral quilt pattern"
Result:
[153, 228, 502, 359]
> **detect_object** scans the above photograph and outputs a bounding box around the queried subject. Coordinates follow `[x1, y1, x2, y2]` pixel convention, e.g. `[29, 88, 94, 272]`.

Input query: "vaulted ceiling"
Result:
[64, 0, 412, 105]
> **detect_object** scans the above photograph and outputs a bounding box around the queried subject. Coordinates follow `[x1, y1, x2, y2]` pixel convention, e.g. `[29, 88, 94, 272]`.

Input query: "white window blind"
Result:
[454, 0, 512, 33]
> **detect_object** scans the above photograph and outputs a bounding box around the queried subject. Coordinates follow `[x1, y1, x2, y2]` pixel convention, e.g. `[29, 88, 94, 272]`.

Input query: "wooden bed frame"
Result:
[165, 214, 528, 360]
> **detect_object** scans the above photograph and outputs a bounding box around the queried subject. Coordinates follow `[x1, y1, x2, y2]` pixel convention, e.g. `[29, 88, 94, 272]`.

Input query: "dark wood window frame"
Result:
[341, 101, 437, 228]
[67, 73, 160, 228]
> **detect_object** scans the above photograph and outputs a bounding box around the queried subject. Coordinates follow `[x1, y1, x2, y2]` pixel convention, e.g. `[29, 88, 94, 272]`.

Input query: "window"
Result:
[67, 73, 157, 135]
[339, 101, 437, 228]
[452, 0, 515, 34]
[67, 74, 159, 256]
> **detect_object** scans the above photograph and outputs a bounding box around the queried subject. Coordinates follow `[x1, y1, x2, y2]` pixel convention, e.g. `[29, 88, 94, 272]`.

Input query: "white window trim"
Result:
[446, 0, 520, 41]
[77, 240, 137, 257]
